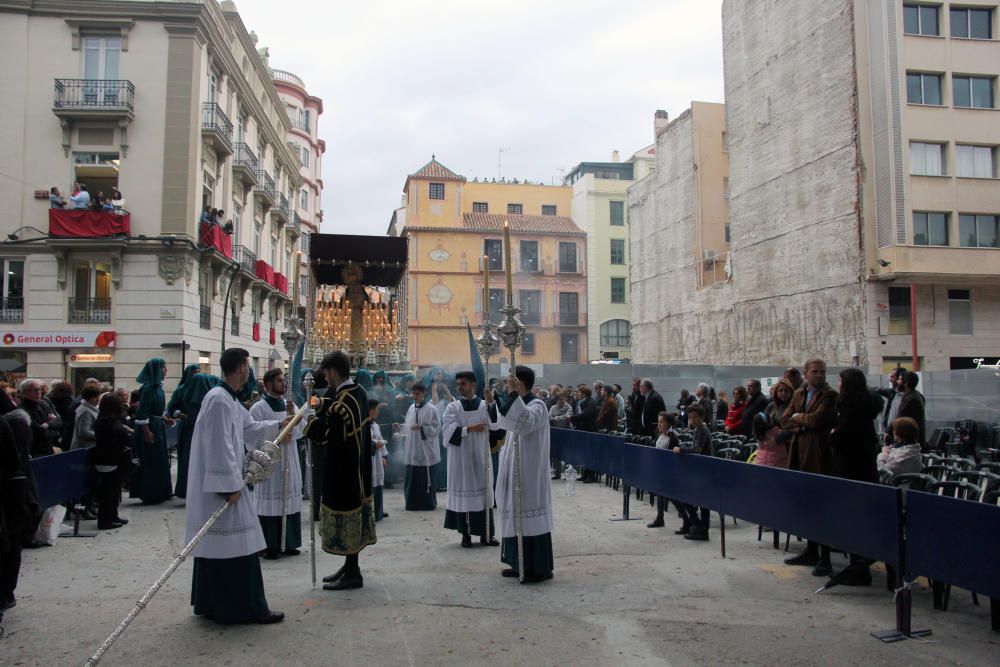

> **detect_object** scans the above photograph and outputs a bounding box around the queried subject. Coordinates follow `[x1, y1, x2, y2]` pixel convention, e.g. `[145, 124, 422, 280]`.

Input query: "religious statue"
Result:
[339, 264, 370, 345]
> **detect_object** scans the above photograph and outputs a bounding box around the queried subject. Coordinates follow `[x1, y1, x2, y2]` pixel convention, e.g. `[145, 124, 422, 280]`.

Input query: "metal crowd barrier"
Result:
[549, 427, 998, 639]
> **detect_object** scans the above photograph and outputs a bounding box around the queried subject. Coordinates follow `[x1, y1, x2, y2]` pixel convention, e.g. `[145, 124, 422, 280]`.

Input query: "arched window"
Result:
[599, 319, 630, 347]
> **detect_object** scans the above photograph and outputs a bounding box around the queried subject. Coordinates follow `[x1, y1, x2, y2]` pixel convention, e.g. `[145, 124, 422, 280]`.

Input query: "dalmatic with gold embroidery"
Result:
[305, 380, 377, 556]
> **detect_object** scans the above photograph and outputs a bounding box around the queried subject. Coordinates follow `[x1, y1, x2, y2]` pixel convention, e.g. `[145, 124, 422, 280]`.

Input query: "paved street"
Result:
[4, 480, 996, 666]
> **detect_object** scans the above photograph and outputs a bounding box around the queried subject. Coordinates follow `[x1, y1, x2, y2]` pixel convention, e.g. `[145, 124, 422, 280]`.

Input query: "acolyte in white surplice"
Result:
[248, 397, 307, 517]
[400, 402, 441, 467]
[442, 399, 493, 514]
[184, 386, 282, 559]
[490, 395, 553, 539]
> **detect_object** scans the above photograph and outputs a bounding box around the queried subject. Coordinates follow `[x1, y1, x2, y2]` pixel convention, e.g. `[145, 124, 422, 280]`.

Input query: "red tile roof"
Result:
[462, 213, 585, 236]
[410, 158, 465, 181]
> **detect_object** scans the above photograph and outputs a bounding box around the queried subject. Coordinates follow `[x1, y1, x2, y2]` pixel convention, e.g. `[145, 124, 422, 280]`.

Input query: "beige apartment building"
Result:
[0, 0, 321, 389]
[630, 1, 998, 372]
[565, 145, 655, 362]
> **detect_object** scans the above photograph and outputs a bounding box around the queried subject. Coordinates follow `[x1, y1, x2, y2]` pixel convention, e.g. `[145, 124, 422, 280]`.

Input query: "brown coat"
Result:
[781, 383, 838, 474]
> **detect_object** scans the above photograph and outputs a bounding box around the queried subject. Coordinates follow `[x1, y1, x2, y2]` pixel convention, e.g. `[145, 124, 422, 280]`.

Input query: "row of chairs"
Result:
[880, 455, 1000, 505]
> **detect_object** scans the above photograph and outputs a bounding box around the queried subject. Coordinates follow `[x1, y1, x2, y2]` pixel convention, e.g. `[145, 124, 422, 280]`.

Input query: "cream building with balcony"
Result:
[630, 1, 999, 372]
[565, 146, 655, 362]
[0, 0, 316, 389]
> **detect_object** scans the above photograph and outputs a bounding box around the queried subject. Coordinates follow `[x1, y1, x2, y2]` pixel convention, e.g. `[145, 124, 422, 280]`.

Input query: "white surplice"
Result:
[400, 402, 441, 466]
[442, 399, 493, 513]
[248, 396, 305, 517]
[491, 395, 553, 538]
[371, 422, 389, 488]
[184, 386, 281, 559]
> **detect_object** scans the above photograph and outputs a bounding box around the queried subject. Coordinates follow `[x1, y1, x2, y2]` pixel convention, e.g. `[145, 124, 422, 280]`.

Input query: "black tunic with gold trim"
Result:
[305, 381, 376, 555]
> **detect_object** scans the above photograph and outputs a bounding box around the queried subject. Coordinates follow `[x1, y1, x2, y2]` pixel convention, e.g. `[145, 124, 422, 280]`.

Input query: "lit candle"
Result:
[503, 221, 512, 300]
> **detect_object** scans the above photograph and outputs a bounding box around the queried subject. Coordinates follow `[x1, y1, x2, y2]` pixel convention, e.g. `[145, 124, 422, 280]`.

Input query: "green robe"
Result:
[132, 358, 172, 504]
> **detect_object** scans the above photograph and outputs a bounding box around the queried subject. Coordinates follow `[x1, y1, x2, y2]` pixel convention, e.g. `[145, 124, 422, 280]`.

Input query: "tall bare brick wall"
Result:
[630, 0, 866, 366]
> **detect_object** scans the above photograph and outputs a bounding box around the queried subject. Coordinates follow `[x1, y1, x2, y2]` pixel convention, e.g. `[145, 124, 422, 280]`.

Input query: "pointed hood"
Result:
[136, 358, 166, 387]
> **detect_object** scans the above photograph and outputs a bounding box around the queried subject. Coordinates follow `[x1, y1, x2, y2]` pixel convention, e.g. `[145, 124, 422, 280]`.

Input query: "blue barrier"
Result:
[30, 448, 91, 509]
[554, 429, 904, 566]
[905, 491, 1000, 600]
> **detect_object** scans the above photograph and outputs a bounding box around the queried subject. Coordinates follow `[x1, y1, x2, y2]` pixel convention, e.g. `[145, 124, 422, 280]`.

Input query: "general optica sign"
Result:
[1, 331, 116, 348]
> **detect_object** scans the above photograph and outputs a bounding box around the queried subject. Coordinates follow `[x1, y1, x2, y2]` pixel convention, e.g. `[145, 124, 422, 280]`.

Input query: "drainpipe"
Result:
[909, 284, 919, 371]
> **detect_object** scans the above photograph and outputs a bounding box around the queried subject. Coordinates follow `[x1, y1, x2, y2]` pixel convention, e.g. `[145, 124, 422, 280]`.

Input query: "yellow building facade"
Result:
[392, 158, 588, 369]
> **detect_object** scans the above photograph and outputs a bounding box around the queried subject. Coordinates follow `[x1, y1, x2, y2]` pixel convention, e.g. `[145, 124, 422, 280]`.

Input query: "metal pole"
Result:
[909, 284, 919, 371]
[220, 262, 239, 355]
[302, 372, 316, 587]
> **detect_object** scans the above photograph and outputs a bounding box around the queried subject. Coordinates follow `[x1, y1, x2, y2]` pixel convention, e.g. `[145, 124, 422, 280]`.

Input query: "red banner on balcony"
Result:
[49, 209, 130, 237]
[254, 259, 274, 284]
[199, 222, 232, 258]
[252, 322, 261, 342]
[273, 272, 288, 294]
[269, 327, 276, 345]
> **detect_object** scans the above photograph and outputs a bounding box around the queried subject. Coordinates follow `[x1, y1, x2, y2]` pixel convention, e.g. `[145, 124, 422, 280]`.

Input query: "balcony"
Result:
[873, 245, 1000, 284]
[272, 193, 289, 224]
[48, 209, 131, 239]
[271, 69, 305, 89]
[199, 305, 211, 330]
[234, 244, 256, 275]
[233, 143, 258, 186]
[68, 297, 111, 324]
[287, 211, 302, 237]
[53, 79, 134, 121]
[201, 102, 233, 155]
[558, 311, 582, 327]
[0, 297, 24, 324]
[254, 169, 275, 208]
[199, 221, 232, 259]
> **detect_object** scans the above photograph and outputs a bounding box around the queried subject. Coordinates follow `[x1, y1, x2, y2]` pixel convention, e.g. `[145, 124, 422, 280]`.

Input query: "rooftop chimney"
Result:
[611, 150, 620, 163]
[654, 109, 670, 139]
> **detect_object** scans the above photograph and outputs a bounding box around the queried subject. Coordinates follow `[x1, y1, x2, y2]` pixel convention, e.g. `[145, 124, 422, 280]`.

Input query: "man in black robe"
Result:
[306, 351, 376, 591]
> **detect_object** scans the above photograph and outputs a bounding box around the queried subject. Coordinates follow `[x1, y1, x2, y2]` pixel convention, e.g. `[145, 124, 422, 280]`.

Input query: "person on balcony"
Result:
[49, 187, 66, 209]
[69, 185, 90, 209]
[89, 191, 106, 211]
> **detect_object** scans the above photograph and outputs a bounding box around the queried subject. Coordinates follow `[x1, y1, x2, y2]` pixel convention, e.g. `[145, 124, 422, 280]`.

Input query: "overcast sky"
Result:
[232, 0, 725, 236]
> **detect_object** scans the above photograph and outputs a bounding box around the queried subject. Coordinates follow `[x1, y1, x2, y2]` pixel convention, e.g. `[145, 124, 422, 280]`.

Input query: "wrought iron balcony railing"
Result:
[54, 79, 134, 113]
[255, 170, 275, 202]
[234, 143, 258, 179]
[201, 102, 233, 153]
[234, 245, 257, 274]
[68, 297, 111, 324]
[0, 297, 24, 323]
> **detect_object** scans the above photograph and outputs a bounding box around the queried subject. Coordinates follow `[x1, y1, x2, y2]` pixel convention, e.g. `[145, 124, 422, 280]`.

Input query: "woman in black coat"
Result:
[93, 394, 132, 530]
[826, 367, 884, 586]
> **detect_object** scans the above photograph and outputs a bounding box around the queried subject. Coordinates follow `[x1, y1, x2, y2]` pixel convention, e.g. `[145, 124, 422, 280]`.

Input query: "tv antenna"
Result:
[498, 146, 511, 179]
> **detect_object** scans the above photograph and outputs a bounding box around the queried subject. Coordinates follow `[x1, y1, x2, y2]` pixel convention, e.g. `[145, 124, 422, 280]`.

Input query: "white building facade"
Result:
[0, 0, 319, 389]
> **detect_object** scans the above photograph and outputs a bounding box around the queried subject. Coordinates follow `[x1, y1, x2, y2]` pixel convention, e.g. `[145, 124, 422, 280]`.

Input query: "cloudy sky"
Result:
[232, 0, 725, 236]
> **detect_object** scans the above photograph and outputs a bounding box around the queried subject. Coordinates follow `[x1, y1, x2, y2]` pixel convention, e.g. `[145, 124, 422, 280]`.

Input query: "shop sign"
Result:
[1, 330, 116, 349]
[70, 353, 114, 362]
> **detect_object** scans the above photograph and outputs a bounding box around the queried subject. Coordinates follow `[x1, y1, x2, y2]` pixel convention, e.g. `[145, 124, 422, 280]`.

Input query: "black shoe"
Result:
[80, 510, 98, 520]
[98, 522, 122, 530]
[461, 534, 473, 548]
[839, 567, 873, 587]
[261, 550, 280, 560]
[521, 573, 553, 584]
[501, 568, 519, 578]
[674, 525, 691, 535]
[322, 567, 345, 584]
[324, 575, 363, 591]
[480, 538, 500, 547]
[784, 552, 819, 567]
[113, 517, 129, 525]
[0, 597, 15, 611]
[684, 530, 709, 541]
[647, 519, 665, 528]
[283, 548, 301, 556]
[382, 513, 389, 518]
[812, 561, 833, 577]
[256, 611, 285, 624]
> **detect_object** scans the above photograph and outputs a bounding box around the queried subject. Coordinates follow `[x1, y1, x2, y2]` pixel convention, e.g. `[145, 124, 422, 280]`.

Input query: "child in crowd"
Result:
[877, 416, 923, 477]
[369, 399, 389, 521]
[648, 412, 679, 528]
[673, 404, 712, 540]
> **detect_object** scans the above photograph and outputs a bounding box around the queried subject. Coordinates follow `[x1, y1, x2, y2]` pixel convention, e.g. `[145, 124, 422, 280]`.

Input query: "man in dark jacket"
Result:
[896, 371, 926, 447]
[738, 379, 770, 436]
[1, 411, 38, 613]
[872, 367, 906, 445]
[638, 379, 666, 437]
[626, 377, 644, 434]
[18, 380, 59, 457]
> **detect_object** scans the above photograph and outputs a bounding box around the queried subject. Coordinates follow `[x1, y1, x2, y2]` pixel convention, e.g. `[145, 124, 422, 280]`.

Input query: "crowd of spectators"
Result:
[0, 375, 138, 624]
[50, 183, 124, 212]
[200, 206, 234, 235]
[545, 360, 933, 586]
